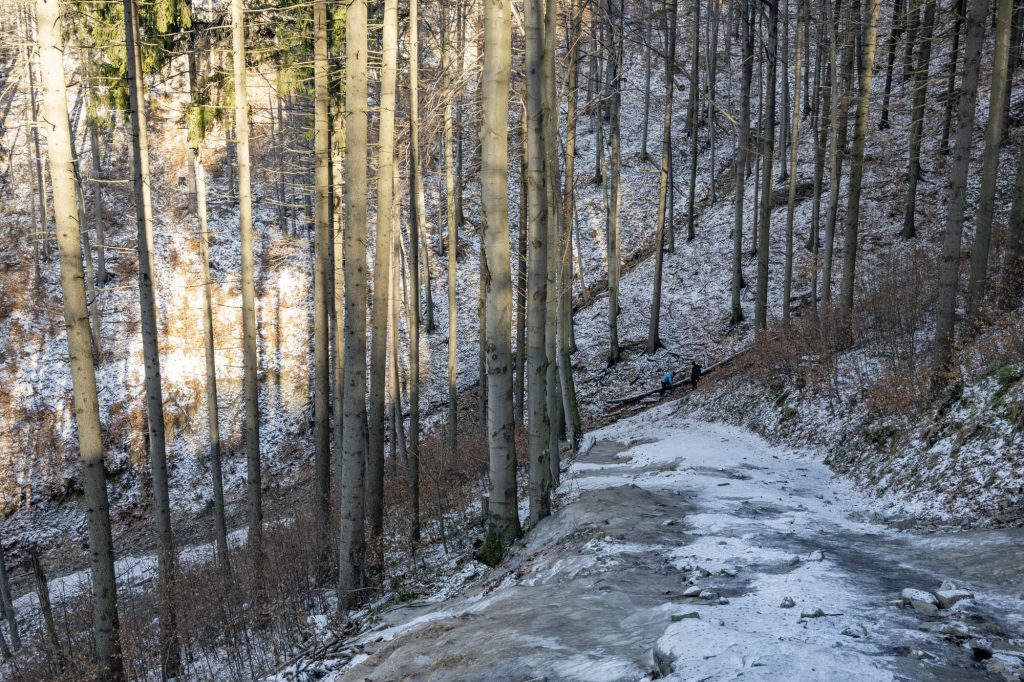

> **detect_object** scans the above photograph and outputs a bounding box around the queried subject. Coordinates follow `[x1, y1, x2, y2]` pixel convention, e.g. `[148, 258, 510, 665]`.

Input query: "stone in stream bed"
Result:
[807, 550, 825, 562]
[698, 590, 720, 601]
[901, 588, 940, 616]
[671, 612, 701, 622]
[682, 586, 702, 598]
[779, 596, 796, 609]
[800, 608, 826, 619]
[936, 589, 975, 609]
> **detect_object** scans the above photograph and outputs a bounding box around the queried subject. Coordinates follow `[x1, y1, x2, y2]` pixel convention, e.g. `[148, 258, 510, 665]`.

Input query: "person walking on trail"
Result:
[690, 360, 702, 389]
[660, 371, 675, 396]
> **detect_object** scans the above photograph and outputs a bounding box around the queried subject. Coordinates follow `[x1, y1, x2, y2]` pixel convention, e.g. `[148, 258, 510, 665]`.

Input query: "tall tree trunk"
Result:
[515, 112, 528, 435]
[123, 1, 180, 673]
[193, 147, 230, 576]
[755, 0, 779, 332]
[837, 0, 882, 324]
[312, 0, 333, 579]
[940, 0, 965, 154]
[640, 16, 653, 162]
[525, 0, 551, 524]
[25, 10, 50, 260]
[331, 105, 347, 505]
[823, 0, 853, 310]
[933, 0, 987, 372]
[482, 0, 522, 545]
[783, 3, 805, 328]
[559, 0, 583, 454]
[731, 0, 754, 325]
[966, 0, 1014, 318]
[339, 0, 369, 609]
[443, 4, 458, 454]
[0, 543, 19, 652]
[367, 0, 398, 567]
[649, 0, 677, 353]
[30, 550, 63, 671]
[998, 145, 1024, 309]
[88, 123, 106, 287]
[36, 0, 124, 673]
[900, 0, 935, 239]
[687, 0, 700, 242]
[605, 8, 622, 365]
[230, 0, 263, 557]
[544, 0, 562, 484]
[407, 0, 423, 550]
[809, 0, 835, 254]
[877, 0, 904, 129]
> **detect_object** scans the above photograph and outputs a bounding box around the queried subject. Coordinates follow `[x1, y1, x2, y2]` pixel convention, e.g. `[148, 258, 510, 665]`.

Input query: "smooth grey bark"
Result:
[340, 0, 369, 609]
[901, 0, 935, 239]
[515, 111, 529, 435]
[783, 5, 805, 328]
[36, 0, 124, 673]
[368, 0, 398, 561]
[193, 147, 229, 575]
[649, 0, 677, 353]
[755, 0, 779, 332]
[230, 0, 263, 554]
[482, 0, 522, 544]
[838, 0, 882, 324]
[331, 106, 346, 501]
[823, 0, 854, 310]
[526, 0, 551, 525]
[933, 0, 987, 372]
[123, 0, 180, 672]
[687, 0, 700, 242]
[312, 0, 332, 577]
[606, 5, 623, 364]
[966, 0, 1014, 319]
[731, 0, 754, 325]
[407, 0, 422, 549]
[543, 0, 562, 485]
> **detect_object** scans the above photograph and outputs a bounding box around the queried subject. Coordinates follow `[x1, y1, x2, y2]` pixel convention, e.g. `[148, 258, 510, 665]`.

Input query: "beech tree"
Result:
[36, 0, 124, 674]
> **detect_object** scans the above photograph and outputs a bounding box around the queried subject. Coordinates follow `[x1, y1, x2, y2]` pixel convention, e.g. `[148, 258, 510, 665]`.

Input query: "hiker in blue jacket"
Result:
[660, 371, 675, 396]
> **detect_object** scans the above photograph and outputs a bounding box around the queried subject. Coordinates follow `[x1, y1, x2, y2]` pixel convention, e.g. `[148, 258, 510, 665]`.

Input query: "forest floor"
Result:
[316, 405, 1024, 682]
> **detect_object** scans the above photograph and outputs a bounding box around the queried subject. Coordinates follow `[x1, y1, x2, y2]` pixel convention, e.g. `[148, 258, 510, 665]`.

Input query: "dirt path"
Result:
[329, 408, 1024, 681]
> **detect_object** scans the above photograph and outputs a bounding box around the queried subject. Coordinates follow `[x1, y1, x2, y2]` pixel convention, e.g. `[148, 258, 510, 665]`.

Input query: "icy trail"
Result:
[329, 405, 1024, 681]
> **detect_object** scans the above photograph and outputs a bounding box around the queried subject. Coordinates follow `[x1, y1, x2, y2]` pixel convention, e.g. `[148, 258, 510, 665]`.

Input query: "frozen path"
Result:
[334, 405, 1024, 681]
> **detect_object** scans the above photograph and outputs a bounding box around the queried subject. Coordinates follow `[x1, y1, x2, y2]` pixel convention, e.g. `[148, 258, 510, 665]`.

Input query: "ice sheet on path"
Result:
[331, 407, 1024, 681]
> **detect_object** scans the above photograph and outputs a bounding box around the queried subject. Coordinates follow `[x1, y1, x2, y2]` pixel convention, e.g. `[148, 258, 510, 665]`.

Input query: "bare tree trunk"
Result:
[30, 550, 63, 671]
[515, 112, 528, 435]
[230, 0, 263, 557]
[606, 6, 623, 365]
[998, 145, 1024, 310]
[559, 0, 583, 454]
[901, 0, 935, 239]
[823, 0, 853, 310]
[443, 3, 459, 453]
[940, 0, 965, 155]
[837, 0, 882, 325]
[878, 0, 904, 129]
[366, 0, 397, 576]
[193, 146, 230, 576]
[407, 0, 423, 550]
[25, 10, 50, 260]
[731, 0, 754, 325]
[649, 0, 677, 353]
[88, 124, 106, 287]
[339, 0, 369, 609]
[640, 16, 653, 162]
[966, 0, 1014, 319]
[36, 3, 124, 673]
[525, 0, 551, 525]
[755, 0, 779, 332]
[687, 0, 700, 242]
[331, 105, 347, 502]
[783, 3, 805, 328]
[543, 0, 562, 484]
[482, 0, 522, 545]
[0, 543, 20, 652]
[933, 0, 987, 373]
[123, 1, 180, 672]
[312, 0, 333, 579]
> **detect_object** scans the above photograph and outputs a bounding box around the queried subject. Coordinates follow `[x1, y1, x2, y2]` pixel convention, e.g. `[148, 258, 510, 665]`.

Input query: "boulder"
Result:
[698, 590, 720, 601]
[901, 588, 939, 616]
[936, 589, 974, 610]
[671, 611, 700, 622]
[800, 608, 826, 619]
[683, 586, 702, 598]
[780, 596, 796, 609]
[807, 550, 825, 562]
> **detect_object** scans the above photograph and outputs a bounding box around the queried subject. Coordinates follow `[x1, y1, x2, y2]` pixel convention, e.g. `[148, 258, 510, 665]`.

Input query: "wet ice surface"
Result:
[334, 405, 1024, 681]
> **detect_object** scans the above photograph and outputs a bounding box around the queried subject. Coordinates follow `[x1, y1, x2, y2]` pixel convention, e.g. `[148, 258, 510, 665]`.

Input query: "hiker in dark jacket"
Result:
[660, 371, 675, 396]
[690, 361, 702, 389]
